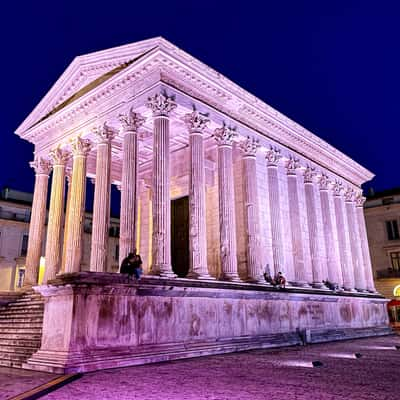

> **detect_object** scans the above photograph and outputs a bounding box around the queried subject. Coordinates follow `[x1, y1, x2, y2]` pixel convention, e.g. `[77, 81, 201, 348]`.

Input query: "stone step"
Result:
[0, 316, 43, 323]
[0, 320, 43, 329]
[0, 332, 42, 340]
[0, 351, 30, 361]
[0, 306, 44, 315]
[2, 301, 44, 309]
[0, 327, 42, 334]
[0, 359, 22, 368]
[0, 338, 41, 347]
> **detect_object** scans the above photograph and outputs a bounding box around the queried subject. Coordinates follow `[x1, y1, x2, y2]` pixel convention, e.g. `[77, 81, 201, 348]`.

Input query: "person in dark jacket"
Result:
[120, 250, 143, 280]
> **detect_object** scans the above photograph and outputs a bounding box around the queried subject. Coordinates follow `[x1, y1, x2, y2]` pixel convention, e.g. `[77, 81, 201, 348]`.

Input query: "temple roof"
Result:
[15, 37, 374, 186]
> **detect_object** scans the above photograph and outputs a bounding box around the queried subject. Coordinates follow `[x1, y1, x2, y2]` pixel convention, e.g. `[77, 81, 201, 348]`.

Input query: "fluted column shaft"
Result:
[266, 148, 284, 276]
[24, 158, 51, 286]
[64, 138, 91, 273]
[90, 126, 115, 272]
[286, 159, 308, 285]
[356, 196, 376, 292]
[61, 173, 72, 273]
[147, 94, 176, 277]
[185, 112, 210, 279]
[43, 150, 69, 283]
[119, 110, 145, 266]
[304, 169, 325, 287]
[318, 177, 342, 286]
[241, 137, 263, 282]
[345, 190, 366, 291]
[333, 184, 355, 290]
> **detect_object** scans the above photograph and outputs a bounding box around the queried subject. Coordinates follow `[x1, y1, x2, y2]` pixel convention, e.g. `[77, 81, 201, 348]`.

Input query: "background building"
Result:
[0, 187, 120, 291]
[364, 187, 400, 325]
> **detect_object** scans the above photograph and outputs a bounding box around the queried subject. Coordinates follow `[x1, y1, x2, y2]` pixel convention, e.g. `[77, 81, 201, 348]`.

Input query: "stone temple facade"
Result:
[9, 37, 389, 373]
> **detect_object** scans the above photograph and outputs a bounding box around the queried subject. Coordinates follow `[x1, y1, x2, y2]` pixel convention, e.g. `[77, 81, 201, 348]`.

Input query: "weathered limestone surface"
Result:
[26, 273, 390, 374]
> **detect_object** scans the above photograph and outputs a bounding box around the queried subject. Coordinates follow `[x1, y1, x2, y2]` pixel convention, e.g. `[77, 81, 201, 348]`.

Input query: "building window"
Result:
[115, 245, 119, 261]
[390, 252, 400, 270]
[20, 234, 29, 256]
[386, 220, 400, 240]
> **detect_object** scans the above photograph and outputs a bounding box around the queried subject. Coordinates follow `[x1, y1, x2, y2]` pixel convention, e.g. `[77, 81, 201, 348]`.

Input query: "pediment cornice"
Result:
[15, 37, 373, 186]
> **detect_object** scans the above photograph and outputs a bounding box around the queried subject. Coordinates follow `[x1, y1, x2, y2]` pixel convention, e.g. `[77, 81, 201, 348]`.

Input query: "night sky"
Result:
[1, 1, 399, 202]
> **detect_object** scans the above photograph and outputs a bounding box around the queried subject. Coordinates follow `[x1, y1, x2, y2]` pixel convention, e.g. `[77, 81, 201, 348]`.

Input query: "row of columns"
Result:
[24, 92, 375, 293]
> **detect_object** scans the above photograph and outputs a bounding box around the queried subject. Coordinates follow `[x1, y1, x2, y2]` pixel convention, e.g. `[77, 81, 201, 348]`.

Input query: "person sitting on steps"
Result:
[120, 249, 143, 281]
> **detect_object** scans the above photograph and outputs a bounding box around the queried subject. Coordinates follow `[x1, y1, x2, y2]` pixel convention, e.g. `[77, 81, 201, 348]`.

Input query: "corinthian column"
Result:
[64, 137, 91, 273]
[118, 108, 145, 266]
[24, 157, 51, 286]
[318, 174, 342, 287]
[214, 125, 240, 281]
[43, 148, 70, 283]
[286, 157, 308, 286]
[184, 111, 211, 279]
[146, 93, 176, 277]
[266, 147, 284, 277]
[345, 188, 367, 291]
[240, 136, 263, 282]
[355, 194, 376, 292]
[303, 166, 327, 288]
[332, 181, 355, 290]
[90, 124, 116, 272]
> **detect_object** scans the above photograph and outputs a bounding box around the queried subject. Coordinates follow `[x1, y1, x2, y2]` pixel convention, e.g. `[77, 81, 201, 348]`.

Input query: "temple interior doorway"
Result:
[171, 196, 189, 277]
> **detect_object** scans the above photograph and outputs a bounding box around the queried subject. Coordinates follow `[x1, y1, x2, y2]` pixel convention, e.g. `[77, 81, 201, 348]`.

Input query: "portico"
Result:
[12, 37, 390, 373]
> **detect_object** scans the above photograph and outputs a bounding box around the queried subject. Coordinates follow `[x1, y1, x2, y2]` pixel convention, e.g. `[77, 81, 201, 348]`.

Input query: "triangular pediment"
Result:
[16, 37, 165, 134]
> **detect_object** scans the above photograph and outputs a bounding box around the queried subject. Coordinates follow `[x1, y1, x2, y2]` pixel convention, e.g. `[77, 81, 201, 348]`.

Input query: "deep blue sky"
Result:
[1, 0, 399, 200]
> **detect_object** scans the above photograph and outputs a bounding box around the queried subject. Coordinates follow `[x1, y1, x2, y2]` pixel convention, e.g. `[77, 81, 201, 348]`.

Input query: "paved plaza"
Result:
[0, 334, 398, 400]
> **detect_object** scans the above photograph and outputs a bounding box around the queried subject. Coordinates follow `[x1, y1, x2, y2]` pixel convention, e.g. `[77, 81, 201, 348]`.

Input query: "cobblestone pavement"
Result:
[0, 367, 57, 400]
[2, 335, 400, 400]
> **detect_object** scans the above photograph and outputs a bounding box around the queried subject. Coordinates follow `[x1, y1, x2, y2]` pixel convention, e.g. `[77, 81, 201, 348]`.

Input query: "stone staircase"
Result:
[0, 290, 44, 368]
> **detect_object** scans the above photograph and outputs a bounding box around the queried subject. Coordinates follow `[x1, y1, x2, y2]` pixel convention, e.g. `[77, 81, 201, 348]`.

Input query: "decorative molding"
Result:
[146, 92, 177, 117]
[49, 147, 70, 166]
[71, 136, 92, 157]
[213, 125, 237, 147]
[344, 187, 356, 203]
[355, 193, 366, 208]
[92, 122, 117, 144]
[332, 180, 344, 197]
[304, 165, 316, 183]
[30, 157, 51, 175]
[286, 156, 300, 175]
[240, 136, 260, 157]
[119, 107, 146, 132]
[318, 173, 330, 191]
[265, 146, 281, 166]
[183, 110, 209, 133]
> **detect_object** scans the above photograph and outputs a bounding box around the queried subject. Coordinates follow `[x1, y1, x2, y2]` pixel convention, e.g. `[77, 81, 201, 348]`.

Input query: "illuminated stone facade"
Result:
[11, 37, 389, 373]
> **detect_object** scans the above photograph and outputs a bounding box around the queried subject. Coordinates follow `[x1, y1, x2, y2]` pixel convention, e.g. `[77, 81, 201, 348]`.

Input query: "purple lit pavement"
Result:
[15, 335, 395, 400]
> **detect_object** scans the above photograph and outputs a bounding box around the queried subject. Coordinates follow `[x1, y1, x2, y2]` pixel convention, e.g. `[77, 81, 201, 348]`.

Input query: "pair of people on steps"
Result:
[120, 249, 143, 280]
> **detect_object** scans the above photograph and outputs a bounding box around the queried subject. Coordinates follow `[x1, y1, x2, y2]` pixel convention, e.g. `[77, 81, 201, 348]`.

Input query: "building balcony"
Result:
[376, 268, 400, 279]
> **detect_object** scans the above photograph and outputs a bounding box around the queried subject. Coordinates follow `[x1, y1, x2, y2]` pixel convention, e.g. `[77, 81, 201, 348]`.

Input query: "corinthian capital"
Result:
[240, 136, 260, 157]
[355, 193, 366, 207]
[265, 146, 281, 166]
[146, 93, 177, 117]
[213, 125, 237, 147]
[71, 136, 92, 157]
[286, 156, 300, 175]
[332, 180, 343, 196]
[184, 111, 209, 133]
[318, 173, 330, 190]
[92, 122, 117, 144]
[304, 165, 316, 183]
[49, 147, 70, 166]
[30, 156, 51, 175]
[119, 107, 145, 132]
[344, 187, 356, 203]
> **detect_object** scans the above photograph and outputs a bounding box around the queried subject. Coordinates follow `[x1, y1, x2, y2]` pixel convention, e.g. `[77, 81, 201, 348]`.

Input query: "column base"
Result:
[291, 281, 311, 288]
[245, 276, 265, 284]
[219, 273, 242, 282]
[343, 287, 357, 293]
[150, 264, 177, 278]
[186, 272, 216, 280]
[356, 288, 368, 293]
[311, 281, 327, 289]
